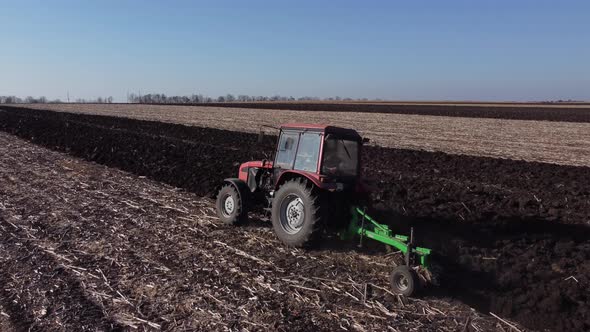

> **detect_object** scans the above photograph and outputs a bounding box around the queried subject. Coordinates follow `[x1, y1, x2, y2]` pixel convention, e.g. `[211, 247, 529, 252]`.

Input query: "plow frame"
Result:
[344, 207, 432, 268]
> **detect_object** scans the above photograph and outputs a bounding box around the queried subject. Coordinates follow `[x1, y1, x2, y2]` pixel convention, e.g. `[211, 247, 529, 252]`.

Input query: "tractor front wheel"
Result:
[216, 184, 247, 225]
[271, 179, 322, 247]
[389, 265, 419, 297]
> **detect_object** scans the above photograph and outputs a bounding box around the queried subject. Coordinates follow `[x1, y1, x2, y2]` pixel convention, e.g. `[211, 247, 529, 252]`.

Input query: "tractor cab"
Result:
[272, 123, 362, 191]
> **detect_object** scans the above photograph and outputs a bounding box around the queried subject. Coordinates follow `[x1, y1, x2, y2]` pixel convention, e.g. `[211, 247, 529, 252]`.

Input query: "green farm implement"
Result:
[342, 207, 432, 295]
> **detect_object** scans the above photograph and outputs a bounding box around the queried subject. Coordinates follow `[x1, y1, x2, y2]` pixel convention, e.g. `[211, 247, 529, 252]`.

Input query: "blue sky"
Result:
[1, 0, 589, 101]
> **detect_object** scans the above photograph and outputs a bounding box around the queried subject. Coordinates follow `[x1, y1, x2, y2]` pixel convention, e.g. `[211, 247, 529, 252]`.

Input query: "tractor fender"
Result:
[222, 178, 252, 207]
[275, 171, 322, 189]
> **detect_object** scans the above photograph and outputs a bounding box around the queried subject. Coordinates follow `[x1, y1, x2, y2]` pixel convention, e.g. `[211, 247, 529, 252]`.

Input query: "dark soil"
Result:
[185, 102, 590, 123]
[1, 106, 589, 331]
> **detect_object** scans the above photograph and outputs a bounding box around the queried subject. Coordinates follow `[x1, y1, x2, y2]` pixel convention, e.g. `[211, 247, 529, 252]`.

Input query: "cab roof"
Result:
[280, 123, 361, 139]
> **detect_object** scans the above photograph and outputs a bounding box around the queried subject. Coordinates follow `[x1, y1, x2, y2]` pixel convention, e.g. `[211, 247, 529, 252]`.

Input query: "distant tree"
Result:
[191, 94, 203, 103]
[299, 96, 320, 101]
[225, 94, 236, 102]
[217, 96, 225, 102]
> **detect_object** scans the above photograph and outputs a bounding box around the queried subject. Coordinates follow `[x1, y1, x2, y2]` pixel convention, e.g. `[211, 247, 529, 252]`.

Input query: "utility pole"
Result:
[67, 91, 70, 103]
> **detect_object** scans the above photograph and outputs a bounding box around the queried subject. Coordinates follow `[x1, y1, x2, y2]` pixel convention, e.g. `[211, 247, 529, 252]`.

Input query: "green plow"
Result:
[341, 207, 433, 296]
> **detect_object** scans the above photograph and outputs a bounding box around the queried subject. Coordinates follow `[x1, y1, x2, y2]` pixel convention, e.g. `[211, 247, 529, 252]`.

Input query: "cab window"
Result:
[321, 137, 359, 177]
[275, 131, 299, 169]
[294, 132, 321, 172]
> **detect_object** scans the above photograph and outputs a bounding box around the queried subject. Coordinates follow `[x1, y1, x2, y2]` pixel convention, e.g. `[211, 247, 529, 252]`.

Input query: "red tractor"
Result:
[216, 123, 432, 296]
[216, 123, 363, 247]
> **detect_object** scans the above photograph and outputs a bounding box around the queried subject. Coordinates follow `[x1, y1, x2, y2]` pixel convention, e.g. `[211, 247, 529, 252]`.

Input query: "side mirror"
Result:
[362, 137, 370, 144]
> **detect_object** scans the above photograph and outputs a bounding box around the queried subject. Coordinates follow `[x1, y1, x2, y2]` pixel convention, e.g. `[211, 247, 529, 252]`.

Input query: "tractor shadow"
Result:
[368, 208, 590, 317]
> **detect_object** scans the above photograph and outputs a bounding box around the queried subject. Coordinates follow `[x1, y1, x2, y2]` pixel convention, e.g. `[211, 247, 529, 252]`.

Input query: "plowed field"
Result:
[11, 104, 590, 167]
[0, 106, 589, 331]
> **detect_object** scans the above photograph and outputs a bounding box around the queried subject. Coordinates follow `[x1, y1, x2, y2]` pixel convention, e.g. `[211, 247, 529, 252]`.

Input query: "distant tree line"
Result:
[127, 93, 368, 104]
[0, 94, 371, 104]
[0, 96, 53, 104]
[1, 94, 585, 105]
[540, 99, 585, 104]
[0, 96, 114, 104]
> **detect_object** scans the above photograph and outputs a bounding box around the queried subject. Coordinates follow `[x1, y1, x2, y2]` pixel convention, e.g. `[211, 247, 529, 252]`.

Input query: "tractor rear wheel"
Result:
[389, 265, 419, 297]
[271, 178, 322, 247]
[216, 184, 247, 225]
